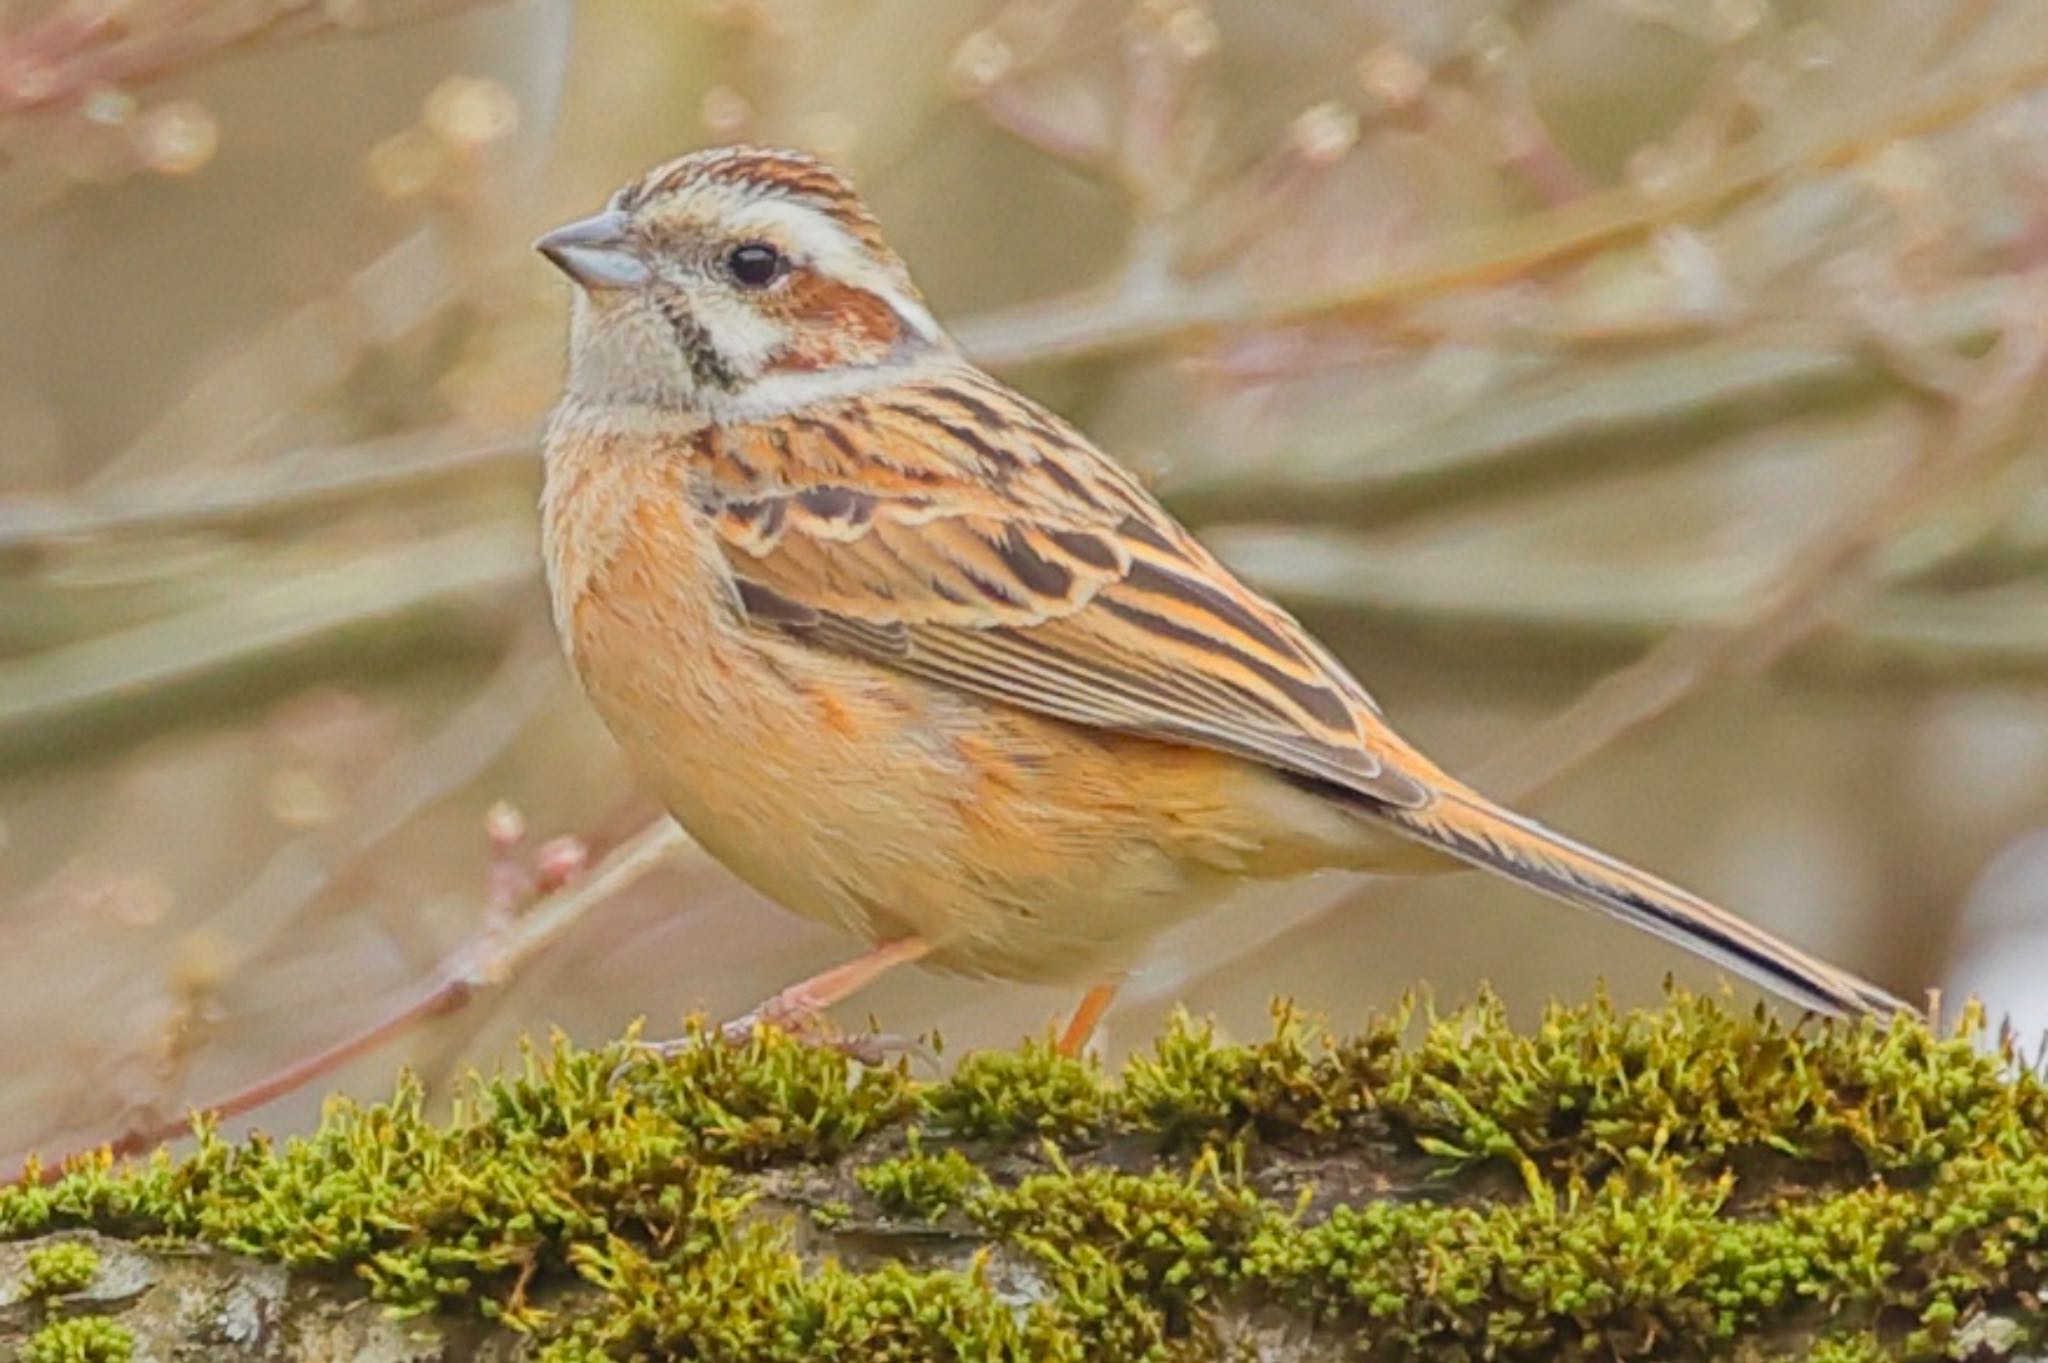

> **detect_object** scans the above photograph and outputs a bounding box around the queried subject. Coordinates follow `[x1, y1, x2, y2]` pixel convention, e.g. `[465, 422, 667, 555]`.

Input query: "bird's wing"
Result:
[695, 373, 1431, 810]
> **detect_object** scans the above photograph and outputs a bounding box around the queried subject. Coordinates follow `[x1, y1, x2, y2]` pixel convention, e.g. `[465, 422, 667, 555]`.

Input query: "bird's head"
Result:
[537, 145, 946, 418]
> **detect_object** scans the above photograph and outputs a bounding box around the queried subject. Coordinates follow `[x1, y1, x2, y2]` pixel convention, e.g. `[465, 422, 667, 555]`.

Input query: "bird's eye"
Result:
[725, 242, 785, 289]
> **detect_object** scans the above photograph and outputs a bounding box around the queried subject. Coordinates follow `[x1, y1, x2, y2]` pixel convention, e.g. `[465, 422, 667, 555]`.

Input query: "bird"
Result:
[534, 144, 1910, 1056]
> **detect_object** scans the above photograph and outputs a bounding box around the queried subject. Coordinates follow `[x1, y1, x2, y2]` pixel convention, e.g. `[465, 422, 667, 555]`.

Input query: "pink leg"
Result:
[746, 936, 934, 1027]
[1057, 982, 1119, 1057]
[621, 936, 934, 1075]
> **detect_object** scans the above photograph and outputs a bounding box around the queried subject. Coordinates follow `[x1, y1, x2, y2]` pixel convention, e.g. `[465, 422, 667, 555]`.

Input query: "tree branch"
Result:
[1, 998, 2039, 1363]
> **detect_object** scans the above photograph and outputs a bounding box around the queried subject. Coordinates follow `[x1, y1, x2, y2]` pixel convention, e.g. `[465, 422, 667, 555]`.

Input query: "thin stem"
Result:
[3, 818, 692, 1186]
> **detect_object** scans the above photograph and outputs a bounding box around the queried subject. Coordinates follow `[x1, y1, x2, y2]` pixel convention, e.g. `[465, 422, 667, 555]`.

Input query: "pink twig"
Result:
[4, 819, 689, 1187]
[0, 0, 503, 121]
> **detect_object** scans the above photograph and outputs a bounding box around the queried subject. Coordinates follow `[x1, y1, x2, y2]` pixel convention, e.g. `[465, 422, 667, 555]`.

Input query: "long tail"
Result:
[1377, 783, 1912, 1018]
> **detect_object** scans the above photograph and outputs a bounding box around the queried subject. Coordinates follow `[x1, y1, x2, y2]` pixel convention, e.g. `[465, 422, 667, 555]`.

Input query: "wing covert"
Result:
[697, 376, 1431, 811]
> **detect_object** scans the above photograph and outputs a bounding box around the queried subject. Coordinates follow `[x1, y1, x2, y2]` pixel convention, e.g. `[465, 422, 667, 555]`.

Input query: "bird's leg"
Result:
[726, 936, 933, 1042]
[622, 937, 933, 1073]
[1057, 982, 1119, 1057]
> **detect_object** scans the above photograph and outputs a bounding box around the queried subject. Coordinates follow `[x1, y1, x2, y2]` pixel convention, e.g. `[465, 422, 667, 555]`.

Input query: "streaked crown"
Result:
[618, 146, 895, 262]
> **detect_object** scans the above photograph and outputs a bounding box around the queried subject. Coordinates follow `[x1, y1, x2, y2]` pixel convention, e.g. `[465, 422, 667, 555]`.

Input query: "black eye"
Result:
[725, 242, 785, 289]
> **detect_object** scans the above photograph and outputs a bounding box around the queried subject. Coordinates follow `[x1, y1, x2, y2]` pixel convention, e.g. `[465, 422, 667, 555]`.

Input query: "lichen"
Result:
[3, 991, 2044, 1362]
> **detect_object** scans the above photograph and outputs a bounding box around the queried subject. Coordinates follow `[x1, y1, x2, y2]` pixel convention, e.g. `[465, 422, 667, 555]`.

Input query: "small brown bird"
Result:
[536, 145, 1908, 1054]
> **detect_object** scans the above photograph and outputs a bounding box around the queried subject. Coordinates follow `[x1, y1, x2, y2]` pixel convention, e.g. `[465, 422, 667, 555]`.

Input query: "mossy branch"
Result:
[3, 994, 2044, 1363]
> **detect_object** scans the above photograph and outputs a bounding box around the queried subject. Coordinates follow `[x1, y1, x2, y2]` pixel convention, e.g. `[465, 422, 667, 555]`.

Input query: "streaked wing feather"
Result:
[701, 375, 1430, 811]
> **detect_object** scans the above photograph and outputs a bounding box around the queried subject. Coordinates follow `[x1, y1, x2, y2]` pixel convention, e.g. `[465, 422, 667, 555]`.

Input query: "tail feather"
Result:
[1379, 785, 1912, 1019]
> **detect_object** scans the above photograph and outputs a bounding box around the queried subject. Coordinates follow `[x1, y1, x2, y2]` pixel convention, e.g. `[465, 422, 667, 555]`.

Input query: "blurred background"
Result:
[4, 0, 2048, 1166]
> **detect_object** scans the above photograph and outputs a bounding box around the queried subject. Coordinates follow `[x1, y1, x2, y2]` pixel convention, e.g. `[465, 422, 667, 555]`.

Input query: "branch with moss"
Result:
[3, 994, 2044, 1363]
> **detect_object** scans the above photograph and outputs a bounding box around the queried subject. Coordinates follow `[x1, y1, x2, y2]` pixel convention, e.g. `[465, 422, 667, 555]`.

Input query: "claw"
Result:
[613, 938, 935, 1085]
[609, 1005, 930, 1086]
[825, 1029, 936, 1069]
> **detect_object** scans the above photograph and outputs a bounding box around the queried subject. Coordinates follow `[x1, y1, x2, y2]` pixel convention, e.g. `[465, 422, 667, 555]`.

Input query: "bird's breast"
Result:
[541, 425, 745, 728]
[535, 417, 1425, 983]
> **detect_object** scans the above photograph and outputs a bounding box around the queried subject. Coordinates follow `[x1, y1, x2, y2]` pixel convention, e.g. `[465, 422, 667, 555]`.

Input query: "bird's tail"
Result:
[1375, 783, 1912, 1019]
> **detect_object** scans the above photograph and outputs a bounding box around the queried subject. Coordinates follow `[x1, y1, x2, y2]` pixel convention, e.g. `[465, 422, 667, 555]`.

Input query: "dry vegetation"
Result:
[1, 0, 2046, 1181]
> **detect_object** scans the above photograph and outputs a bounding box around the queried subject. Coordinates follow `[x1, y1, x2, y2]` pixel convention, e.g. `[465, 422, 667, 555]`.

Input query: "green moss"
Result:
[3, 993, 2045, 1362]
[1120, 1003, 1400, 1146]
[807, 1198, 854, 1231]
[976, 1151, 1262, 1316]
[1252, 1166, 1806, 1353]
[22, 1317, 132, 1363]
[607, 1020, 918, 1164]
[855, 1138, 991, 1219]
[921, 1038, 1107, 1142]
[1367, 992, 2041, 1181]
[549, 1222, 1076, 1362]
[21, 1241, 99, 1296]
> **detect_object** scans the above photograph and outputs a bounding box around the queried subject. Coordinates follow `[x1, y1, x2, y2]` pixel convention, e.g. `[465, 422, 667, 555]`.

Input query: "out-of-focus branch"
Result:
[15, 421, 2044, 770]
[956, 47, 2048, 368]
[0, 425, 536, 553]
[1209, 530, 2048, 678]
[1478, 279, 2048, 803]
[0, 274, 2010, 572]
[86, 225, 469, 486]
[3, 630, 571, 1158]
[0, 0, 509, 123]
[1149, 284, 2048, 1015]
[1155, 284, 2011, 526]
[0, 520, 531, 762]
[1, 816, 692, 1187]
[196, 622, 563, 974]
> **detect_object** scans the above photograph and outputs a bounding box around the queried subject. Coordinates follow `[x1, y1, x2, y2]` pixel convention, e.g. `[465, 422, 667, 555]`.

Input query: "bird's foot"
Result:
[611, 989, 923, 1082]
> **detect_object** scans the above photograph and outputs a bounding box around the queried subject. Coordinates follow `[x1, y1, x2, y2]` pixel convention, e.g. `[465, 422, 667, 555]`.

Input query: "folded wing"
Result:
[697, 377, 1431, 811]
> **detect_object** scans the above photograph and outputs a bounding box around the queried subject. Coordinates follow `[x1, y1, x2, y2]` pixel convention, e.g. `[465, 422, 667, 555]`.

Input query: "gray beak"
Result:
[535, 210, 650, 290]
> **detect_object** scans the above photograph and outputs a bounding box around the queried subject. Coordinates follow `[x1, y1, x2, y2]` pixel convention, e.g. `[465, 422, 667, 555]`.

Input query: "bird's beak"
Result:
[535, 210, 650, 291]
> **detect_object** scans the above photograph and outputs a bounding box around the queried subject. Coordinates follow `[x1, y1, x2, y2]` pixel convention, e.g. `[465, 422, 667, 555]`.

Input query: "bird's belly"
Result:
[551, 480, 1410, 982]
[568, 584, 1380, 983]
